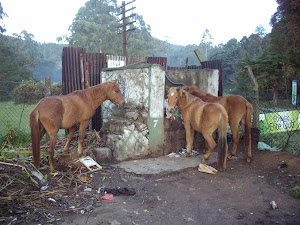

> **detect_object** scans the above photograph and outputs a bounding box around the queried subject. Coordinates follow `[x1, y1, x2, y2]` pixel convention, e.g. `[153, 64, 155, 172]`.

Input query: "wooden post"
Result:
[45, 76, 51, 97]
[194, 49, 205, 64]
[245, 66, 260, 129]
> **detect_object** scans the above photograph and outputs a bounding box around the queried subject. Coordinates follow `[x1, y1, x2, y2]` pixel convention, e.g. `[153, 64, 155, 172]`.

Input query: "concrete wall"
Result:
[166, 69, 219, 96]
[101, 64, 165, 161]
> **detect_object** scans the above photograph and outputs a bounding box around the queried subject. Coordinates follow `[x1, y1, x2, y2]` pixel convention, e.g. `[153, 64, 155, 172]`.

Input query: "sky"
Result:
[1, 0, 278, 46]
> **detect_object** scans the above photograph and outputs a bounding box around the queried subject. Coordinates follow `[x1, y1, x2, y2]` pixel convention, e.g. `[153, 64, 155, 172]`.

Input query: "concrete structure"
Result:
[101, 64, 165, 161]
[100, 64, 219, 162]
[166, 69, 219, 96]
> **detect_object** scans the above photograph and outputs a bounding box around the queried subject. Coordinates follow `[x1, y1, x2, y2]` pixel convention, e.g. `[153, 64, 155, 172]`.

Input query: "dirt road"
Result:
[60, 147, 300, 225]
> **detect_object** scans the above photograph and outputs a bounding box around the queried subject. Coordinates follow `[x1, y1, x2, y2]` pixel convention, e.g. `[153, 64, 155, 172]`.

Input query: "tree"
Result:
[270, 0, 300, 70]
[67, 0, 121, 54]
[67, 0, 166, 57]
[0, 31, 40, 101]
[0, 2, 6, 33]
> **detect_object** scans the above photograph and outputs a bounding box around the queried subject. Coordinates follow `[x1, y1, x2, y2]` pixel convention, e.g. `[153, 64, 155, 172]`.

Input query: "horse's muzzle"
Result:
[168, 107, 176, 114]
[118, 102, 125, 109]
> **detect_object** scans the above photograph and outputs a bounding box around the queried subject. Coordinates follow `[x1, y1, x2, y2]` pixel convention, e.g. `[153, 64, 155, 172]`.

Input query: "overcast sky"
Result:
[1, 0, 278, 46]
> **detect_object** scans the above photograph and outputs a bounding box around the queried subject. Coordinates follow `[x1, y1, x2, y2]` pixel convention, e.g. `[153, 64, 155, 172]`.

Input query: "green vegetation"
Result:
[0, 102, 35, 148]
[0, 0, 299, 153]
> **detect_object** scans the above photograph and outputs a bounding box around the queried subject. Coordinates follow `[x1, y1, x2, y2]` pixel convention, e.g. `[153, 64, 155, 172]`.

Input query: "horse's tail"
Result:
[244, 102, 253, 161]
[30, 109, 41, 169]
[217, 111, 228, 171]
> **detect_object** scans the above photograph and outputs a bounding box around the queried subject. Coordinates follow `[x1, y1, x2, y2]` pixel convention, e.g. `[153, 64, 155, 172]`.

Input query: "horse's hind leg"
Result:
[78, 121, 89, 157]
[64, 126, 76, 153]
[227, 120, 240, 160]
[48, 131, 58, 172]
[202, 133, 216, 162]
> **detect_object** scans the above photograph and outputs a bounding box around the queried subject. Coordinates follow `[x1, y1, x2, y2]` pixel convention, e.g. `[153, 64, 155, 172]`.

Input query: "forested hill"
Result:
[1, 0, 299, 102]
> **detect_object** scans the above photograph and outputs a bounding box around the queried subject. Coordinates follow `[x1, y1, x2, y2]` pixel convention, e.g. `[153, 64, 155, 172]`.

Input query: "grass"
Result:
[0, 101, 36, 148]
[260, 130, 300, 155]
[0, 101, 66, 149]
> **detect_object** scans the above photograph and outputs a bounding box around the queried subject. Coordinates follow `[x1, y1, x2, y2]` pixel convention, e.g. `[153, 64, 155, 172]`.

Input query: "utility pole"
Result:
[119, 0, 136, 57]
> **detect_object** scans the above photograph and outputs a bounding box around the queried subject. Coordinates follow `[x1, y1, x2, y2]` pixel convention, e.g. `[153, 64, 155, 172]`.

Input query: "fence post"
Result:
[245, 66, 260, 128]
[45, 77, 51, 97]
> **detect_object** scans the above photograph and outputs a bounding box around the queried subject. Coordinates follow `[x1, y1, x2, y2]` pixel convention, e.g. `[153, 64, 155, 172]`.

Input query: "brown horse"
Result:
[167, 87, 228, 171]
[182, 86, 253, 162]
[30, 81, 125, 172]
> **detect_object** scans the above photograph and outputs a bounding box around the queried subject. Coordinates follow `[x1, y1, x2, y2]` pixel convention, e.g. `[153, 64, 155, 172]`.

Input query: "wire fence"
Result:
[254, 91, 300, 155]
[0, 80, 300, 155]
[0, 79, 62, 149]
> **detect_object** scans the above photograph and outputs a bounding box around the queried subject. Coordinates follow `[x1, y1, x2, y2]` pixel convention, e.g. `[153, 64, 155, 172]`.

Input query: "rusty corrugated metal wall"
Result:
[62, 47, 107, 130]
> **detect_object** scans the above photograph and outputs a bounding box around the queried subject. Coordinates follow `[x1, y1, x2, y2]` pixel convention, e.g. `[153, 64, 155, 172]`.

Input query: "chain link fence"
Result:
[1, 78, 300, 155]
[0, 79, 62, 149]
[254, 91, 300, 155]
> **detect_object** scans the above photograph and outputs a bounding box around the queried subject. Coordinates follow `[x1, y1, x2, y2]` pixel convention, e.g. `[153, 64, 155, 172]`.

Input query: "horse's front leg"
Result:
[63, 126, 76, 153]
[77, 121, 89, 157]
[184, 122, 193, 156]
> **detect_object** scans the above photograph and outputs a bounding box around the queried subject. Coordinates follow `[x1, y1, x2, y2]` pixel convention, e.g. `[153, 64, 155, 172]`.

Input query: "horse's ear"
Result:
[112, 80, 118, 87]
[166, 86, 170, 91]
[178, 89, 183, 97]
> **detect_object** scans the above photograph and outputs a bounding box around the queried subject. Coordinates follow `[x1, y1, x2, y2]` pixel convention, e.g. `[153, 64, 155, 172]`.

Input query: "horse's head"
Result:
[167, 87, 181, 111]
[107, 81, 125, 107]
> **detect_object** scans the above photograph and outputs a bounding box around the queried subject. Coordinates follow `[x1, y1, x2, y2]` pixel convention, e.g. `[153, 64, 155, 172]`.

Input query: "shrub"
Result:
[51, 83, 62, 96]
[13, 81, 44, 104]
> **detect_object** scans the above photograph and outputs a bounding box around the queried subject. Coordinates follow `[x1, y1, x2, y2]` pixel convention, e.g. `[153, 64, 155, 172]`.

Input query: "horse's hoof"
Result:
[184, 153, 190, 157]
[202, 157, 208, 163]
[227, 154, 234, 160]
[246, 157, 251, 163]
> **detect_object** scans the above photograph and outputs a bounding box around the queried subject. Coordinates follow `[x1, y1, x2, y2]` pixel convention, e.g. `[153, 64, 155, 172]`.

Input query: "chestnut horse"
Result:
[182, 86, 253, 162]
[30, 81, 125, 172]
[167, 87, 228, 171]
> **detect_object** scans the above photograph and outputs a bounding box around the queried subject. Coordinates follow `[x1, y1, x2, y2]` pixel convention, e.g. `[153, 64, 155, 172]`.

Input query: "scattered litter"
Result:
[78, 176, 91, 182]
[104, 187, 136, 196]
[102, 194, 114, 200]
[179, 149, 199, 156]
[155, 178, 163, 182]
[85, 205, 93, 211]
[79, 156, 102, 172]
[84, 188, 92, 192]
[270, 201, 278, 209]
[258, 142, 280, 151]
[40, 184, 49, 191]
[69, 206, 75, 209]
[80, 210, 85, 214]
[109, 220, 121, 225]
[278, 162, 288, 169]
[31, 170, 47, 184]
[48, 198, 56, 202]
[198, 163, 218, 175]
[167, 152, 180, 157]
[258, 176, 264, 178]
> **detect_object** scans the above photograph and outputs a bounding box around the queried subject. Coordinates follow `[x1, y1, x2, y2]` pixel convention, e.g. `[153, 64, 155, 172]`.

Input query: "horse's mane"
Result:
[184, 86, 214, 98]
[180, 89, 199, 105]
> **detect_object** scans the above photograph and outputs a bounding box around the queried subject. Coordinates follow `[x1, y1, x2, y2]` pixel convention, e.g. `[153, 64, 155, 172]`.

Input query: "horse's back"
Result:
[34, 96, 64, 128]
[187, 101, 226, 133]
[225, 95, 252, 117]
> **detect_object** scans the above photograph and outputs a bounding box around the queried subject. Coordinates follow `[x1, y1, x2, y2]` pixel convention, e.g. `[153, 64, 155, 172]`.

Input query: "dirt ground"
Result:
[1, 140, 300, 225]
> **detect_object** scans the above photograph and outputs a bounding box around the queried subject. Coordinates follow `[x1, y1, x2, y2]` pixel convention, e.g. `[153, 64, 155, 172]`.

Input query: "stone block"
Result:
[92, 147, 112, 163]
